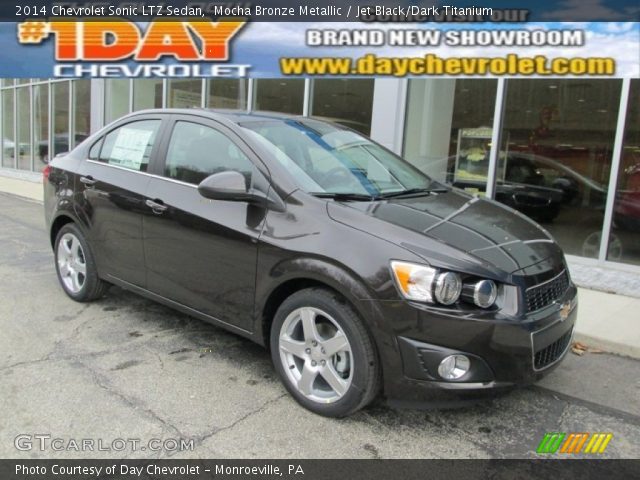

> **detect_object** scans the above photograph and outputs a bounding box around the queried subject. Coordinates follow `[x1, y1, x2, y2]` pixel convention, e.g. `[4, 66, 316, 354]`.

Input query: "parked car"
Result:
[2, 138, 15, 158]
[614, 163, 640, 233]
[37, 133, 89, 162]
[2, 138, 27, 158]
[44, 110, 577, 417]
[437, 152, 606, 223]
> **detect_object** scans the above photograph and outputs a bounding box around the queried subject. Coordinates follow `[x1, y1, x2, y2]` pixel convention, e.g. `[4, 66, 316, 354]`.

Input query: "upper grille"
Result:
[525, 270, 570, 313]
[534, 328, 572, 370]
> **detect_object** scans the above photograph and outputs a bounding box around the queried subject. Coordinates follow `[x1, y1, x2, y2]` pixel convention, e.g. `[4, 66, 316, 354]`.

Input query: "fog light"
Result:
[438, 354, 470, 380]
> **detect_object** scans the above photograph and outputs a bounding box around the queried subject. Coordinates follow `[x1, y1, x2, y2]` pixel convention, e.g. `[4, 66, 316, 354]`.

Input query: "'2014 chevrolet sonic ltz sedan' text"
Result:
[44, 110, 577, 417]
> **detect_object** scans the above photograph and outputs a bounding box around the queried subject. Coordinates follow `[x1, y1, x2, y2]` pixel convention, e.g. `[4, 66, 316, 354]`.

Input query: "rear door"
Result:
[142, 115, 268, 332]
[75, 116, 165, 287]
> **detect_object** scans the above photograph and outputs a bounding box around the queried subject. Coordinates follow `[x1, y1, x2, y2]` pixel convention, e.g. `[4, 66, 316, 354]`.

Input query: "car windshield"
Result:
[240, 118, 436, 197]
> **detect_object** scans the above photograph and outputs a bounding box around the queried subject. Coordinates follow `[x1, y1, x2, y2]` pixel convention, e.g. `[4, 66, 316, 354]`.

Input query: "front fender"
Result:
[255, 255, 394, 337]
[253, 255, 404, 388]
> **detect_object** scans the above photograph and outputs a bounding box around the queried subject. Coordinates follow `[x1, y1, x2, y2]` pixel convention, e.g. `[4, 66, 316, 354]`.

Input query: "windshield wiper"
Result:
[311, 192, 377, 201]
[377, 186, 449, 199]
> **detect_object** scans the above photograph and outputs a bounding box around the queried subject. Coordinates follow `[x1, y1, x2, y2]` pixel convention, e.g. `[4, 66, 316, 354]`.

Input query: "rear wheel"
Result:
[270, 288, 380, 417]
[54, 223, 109, 302]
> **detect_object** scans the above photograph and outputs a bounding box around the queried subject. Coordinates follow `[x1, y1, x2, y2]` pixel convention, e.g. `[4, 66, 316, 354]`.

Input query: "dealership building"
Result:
[0, 77, 638, 275]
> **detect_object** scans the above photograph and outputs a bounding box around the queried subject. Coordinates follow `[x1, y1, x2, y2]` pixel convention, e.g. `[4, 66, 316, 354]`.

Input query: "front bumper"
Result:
[374, 284, 578, 405]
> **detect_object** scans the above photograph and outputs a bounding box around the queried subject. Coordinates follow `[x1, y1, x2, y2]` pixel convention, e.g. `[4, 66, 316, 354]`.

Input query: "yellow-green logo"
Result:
[537, 432, 613, 454]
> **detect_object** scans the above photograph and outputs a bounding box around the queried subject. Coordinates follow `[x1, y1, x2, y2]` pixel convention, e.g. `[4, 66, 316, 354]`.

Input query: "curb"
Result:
[573, 332, 640, 360]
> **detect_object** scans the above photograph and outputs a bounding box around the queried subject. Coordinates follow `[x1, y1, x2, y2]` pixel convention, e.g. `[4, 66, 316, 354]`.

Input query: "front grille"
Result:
[534, 328, 572, 370]
[525, 270, 570, 313]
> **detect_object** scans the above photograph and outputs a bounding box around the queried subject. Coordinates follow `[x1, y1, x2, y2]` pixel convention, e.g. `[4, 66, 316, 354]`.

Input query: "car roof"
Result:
[127, 108, 307, 126]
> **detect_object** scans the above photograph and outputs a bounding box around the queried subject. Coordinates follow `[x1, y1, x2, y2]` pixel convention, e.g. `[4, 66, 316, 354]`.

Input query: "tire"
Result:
[270, 287, 381, 417]
[54, 223, 109, 302]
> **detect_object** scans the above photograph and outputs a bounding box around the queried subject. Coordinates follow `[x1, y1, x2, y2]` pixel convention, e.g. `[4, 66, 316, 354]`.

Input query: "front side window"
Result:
[164, 121, 254, 185]
[98, 120, 160, 172]
[241, 119, 433, 196]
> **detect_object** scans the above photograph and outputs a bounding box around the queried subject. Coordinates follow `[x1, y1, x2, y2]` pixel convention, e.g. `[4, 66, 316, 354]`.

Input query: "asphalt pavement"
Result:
[1, 192, 639, 459]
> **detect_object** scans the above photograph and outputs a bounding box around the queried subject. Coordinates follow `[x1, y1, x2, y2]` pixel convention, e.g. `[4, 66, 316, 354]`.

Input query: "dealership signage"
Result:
[17, 20, 250, 78]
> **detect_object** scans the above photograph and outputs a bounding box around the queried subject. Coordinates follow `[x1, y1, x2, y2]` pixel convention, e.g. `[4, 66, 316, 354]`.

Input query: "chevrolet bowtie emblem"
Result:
[559, 301, 572, 321]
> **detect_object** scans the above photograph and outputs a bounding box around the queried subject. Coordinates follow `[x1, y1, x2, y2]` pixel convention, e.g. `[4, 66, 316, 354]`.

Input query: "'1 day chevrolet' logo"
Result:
[537, 432, 613, 454]
[15, 19, 250, 78]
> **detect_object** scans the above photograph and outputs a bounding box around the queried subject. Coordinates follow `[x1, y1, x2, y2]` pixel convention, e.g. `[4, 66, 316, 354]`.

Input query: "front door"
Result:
[142, 116, 267, 332]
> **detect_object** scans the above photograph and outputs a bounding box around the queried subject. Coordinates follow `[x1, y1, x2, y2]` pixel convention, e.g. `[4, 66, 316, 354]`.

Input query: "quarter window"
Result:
[98, 120, 160, 172]
[88, 139, 102, 160]
[164, 121, 253, 185]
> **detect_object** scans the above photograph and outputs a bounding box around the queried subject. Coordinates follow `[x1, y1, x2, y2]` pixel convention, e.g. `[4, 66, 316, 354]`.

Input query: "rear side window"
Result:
[164, 121, 254, 185]
[98, 120, 160, 172]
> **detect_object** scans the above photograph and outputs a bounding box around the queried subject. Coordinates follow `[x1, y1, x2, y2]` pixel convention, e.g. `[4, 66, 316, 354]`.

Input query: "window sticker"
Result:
[110, 127, 153, 170]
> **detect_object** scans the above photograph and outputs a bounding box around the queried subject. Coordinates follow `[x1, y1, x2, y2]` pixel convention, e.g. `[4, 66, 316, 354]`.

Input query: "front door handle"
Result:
[79, 175, 97, 187]
[145, 198, 168, 214]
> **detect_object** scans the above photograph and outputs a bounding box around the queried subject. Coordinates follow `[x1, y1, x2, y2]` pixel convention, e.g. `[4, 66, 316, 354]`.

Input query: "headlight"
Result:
[433, 271, 462, 305]
[390, 261, 437, 302]
[391, 261, 498, 308]
[462, 279, 498, 308]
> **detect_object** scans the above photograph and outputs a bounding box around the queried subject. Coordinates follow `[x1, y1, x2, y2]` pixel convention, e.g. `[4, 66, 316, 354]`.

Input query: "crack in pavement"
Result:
[179, 393, 289, 456]
[72, 359, 188, 440]
[0, 354, 55, 372]
[146, 347, 165, 371]
[1, 308, 100, 372]
[530, 385, 640, 426]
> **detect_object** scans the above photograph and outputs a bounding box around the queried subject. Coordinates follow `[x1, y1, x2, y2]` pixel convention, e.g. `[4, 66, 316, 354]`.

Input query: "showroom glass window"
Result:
[73, 80, 91, 150]
[207, 79, 246, 109]
[310, 79, 374, 135]
[609, 79, 640, 265]
[167, 80, 202, 108]
[164, 121, 253, 185]
[133, 79, 163, 111]
[403, 79, 498, 193]
[2, 88, 15, 168]
[105, 79, 130, 123]
[52, 81, 70, 157]
[16, 86, 31, 170]
[33, 83, 48, 168]
[253, 79, 304, 114]
[98, 120, 160, 172]
[498, 79, 622, 259]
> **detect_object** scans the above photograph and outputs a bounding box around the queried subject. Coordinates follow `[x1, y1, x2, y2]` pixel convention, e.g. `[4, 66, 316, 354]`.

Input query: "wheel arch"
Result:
[256, 259, 383, 350]
[49, 213, 77, 248]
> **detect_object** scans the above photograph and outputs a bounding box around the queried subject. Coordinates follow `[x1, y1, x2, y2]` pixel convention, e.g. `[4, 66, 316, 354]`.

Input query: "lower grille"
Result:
[526, 269, 570, 313]
[534, 328, 572, 370]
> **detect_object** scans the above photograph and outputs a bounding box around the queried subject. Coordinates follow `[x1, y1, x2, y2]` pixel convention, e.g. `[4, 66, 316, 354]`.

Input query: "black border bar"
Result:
[2, 459, 640, 480]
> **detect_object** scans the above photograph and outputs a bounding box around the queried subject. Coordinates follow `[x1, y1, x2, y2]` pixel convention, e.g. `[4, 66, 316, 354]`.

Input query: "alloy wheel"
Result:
[57, 232, 87, 294]
[278, 307, 353, 403]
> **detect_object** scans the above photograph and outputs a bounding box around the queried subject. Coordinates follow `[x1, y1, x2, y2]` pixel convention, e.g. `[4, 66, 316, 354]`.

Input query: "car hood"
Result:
[326, 189, 563, 275]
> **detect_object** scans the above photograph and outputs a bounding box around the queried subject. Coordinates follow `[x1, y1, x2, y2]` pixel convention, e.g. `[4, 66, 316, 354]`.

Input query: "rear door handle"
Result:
[145, 198, 168, 214]
[79, 175, 97, 187]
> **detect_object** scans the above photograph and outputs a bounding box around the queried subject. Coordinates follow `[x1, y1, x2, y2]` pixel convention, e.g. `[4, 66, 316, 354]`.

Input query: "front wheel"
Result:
[270, 288, 380, 417]
[54, 223, 109, 302]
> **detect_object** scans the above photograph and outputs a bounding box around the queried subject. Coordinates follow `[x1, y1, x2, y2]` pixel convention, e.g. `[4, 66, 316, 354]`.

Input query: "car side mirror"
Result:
[198, 171, 281, 210]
